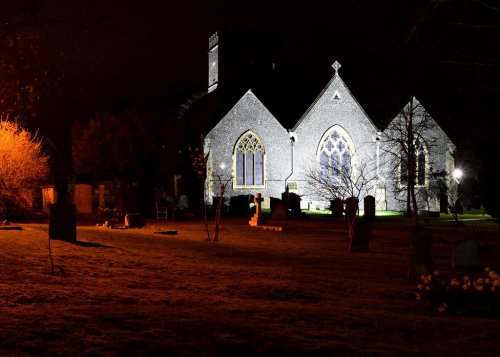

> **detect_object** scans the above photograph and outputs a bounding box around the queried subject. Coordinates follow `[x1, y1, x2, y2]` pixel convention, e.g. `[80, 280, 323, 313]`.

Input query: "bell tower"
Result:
[208, 32, 219, 93]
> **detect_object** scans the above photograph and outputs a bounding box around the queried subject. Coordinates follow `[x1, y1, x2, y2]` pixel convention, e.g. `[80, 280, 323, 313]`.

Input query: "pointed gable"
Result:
[205, 89, 293, 199]
[206, 89, 287, 141]
[292, 62, 378, 134]
[383, 96, 455, 150]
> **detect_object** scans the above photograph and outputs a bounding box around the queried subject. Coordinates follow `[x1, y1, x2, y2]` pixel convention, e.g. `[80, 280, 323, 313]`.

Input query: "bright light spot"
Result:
[219, 162, 226, 170]
[453, 168, 463, 183]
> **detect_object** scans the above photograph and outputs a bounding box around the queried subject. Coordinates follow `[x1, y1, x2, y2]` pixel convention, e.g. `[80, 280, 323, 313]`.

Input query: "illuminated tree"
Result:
[0, 118, 49, 217]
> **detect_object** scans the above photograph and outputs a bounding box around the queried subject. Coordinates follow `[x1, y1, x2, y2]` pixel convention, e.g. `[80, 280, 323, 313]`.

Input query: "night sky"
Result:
[7, 0, 499, 163]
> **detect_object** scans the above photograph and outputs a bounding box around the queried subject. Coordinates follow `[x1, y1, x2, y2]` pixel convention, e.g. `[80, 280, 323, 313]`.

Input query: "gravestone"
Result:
[452, 240, 479, 269]
[230, 195, 252, 217]
[42, 185, 57, 211]
[49, 203, 77, 242]
[178, 194, 189, 210]
[345, 197, 358, 222]
[282, 192, 301, 216]
[74, 184, 92, 214]
[125, 213, 144, 228]
[349, 216, 371, 252]
[364, 195, 375, 219]
[330, 198, 343, 218]
[271, 200, 288, 220]
[408, 226, 434, 280]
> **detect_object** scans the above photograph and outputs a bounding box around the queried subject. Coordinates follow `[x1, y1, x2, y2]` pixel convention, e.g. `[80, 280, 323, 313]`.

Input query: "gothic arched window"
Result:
[318, 127, 354, 184]
[400, 140, 427, 186]
[234, 132, 265, 187]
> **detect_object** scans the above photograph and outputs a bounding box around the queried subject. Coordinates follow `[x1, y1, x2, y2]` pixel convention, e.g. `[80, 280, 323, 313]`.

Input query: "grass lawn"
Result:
[1, 214, 499, 356]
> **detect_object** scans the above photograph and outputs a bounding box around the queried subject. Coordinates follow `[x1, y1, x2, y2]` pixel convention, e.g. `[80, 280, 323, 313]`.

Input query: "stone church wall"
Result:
[205, 90, 292, 202]
[288, 75, 379, 210]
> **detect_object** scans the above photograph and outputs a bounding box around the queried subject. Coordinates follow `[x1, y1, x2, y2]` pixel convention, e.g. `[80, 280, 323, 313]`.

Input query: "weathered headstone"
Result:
[282, 192, 301, 216]
[230, 195, 252, 217]
[345, 197, 358, 222]
[272, 201, 288, 219]
[349, 216, 371, 252]
[42, 185, 57, 211]
[125, 213, 144, 228]
[364, 195, 375, 219]
[452, 239, 479, 269]
[74, 184, 92, 214]
[249, 193, 264, 226]
[408, 226, 434, 280]
[330, 198, 344, 218]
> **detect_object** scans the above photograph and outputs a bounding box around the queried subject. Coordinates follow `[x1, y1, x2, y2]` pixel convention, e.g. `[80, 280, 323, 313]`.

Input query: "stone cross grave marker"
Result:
[249, 193, 264, 227]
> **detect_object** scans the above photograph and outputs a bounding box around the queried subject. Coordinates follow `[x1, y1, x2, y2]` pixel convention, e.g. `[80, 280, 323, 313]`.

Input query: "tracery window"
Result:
[318, 127, 354, 184]
[235, 132, 264, 187]
[400, 140, 426, 186]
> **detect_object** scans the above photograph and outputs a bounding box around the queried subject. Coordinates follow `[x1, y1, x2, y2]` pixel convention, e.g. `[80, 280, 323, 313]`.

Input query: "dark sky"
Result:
[25, 0, 499, 157]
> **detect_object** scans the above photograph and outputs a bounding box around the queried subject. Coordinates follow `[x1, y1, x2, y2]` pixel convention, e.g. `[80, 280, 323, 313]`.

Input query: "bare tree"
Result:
[189, 140, 232, 242]
[380, 96, 444, 226]
[0, 117, 49, 218]
[304, 159, 377, 240]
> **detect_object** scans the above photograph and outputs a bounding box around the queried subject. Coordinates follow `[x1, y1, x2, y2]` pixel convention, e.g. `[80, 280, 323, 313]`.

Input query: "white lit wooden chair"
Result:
[156, 201, 168, 221]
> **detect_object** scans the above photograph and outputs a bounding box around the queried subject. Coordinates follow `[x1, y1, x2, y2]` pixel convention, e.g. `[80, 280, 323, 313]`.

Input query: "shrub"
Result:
[416, 268, 500, 315]
[0, 120, 49, 218]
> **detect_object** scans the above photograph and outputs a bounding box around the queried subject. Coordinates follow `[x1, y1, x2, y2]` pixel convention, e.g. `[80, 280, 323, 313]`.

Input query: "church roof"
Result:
[291, 61, 379, 132]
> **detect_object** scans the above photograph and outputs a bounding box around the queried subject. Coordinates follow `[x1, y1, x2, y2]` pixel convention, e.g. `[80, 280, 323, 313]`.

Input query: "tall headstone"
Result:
[49, 177, 77, 242]
[349, 216, 371, 252]
[49, 203, 77, 242]
[364, 195, 375, 219]
[345, 197, 358, 222]
[74, 184, 92, 214]
[42, 185, 57, 211]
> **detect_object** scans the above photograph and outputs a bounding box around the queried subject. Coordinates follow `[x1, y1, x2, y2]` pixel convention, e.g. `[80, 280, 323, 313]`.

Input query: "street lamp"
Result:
[453, 168, 463, 184]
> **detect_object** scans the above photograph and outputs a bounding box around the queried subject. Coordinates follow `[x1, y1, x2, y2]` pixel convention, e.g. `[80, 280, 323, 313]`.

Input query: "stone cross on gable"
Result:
[332, 61, 341, 74]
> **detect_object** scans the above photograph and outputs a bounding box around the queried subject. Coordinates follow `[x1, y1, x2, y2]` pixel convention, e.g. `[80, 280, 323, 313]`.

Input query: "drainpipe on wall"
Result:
[284, 134, 295, 200]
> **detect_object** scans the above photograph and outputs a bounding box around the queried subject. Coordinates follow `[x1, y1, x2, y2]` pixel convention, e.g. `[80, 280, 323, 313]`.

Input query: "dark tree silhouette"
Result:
[72, 108, 157, 182]
[380, 97, 444, 226]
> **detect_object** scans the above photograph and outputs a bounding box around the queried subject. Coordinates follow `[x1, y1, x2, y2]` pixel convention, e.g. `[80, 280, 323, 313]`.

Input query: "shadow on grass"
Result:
[51, 239, 114, 248]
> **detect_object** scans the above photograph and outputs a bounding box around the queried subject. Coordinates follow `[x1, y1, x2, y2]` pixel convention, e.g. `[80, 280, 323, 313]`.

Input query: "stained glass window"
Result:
[319, 128, 353, 185]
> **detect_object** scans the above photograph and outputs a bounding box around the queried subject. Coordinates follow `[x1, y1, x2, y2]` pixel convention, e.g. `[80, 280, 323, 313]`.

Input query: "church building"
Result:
[203, 32, 456, 213]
